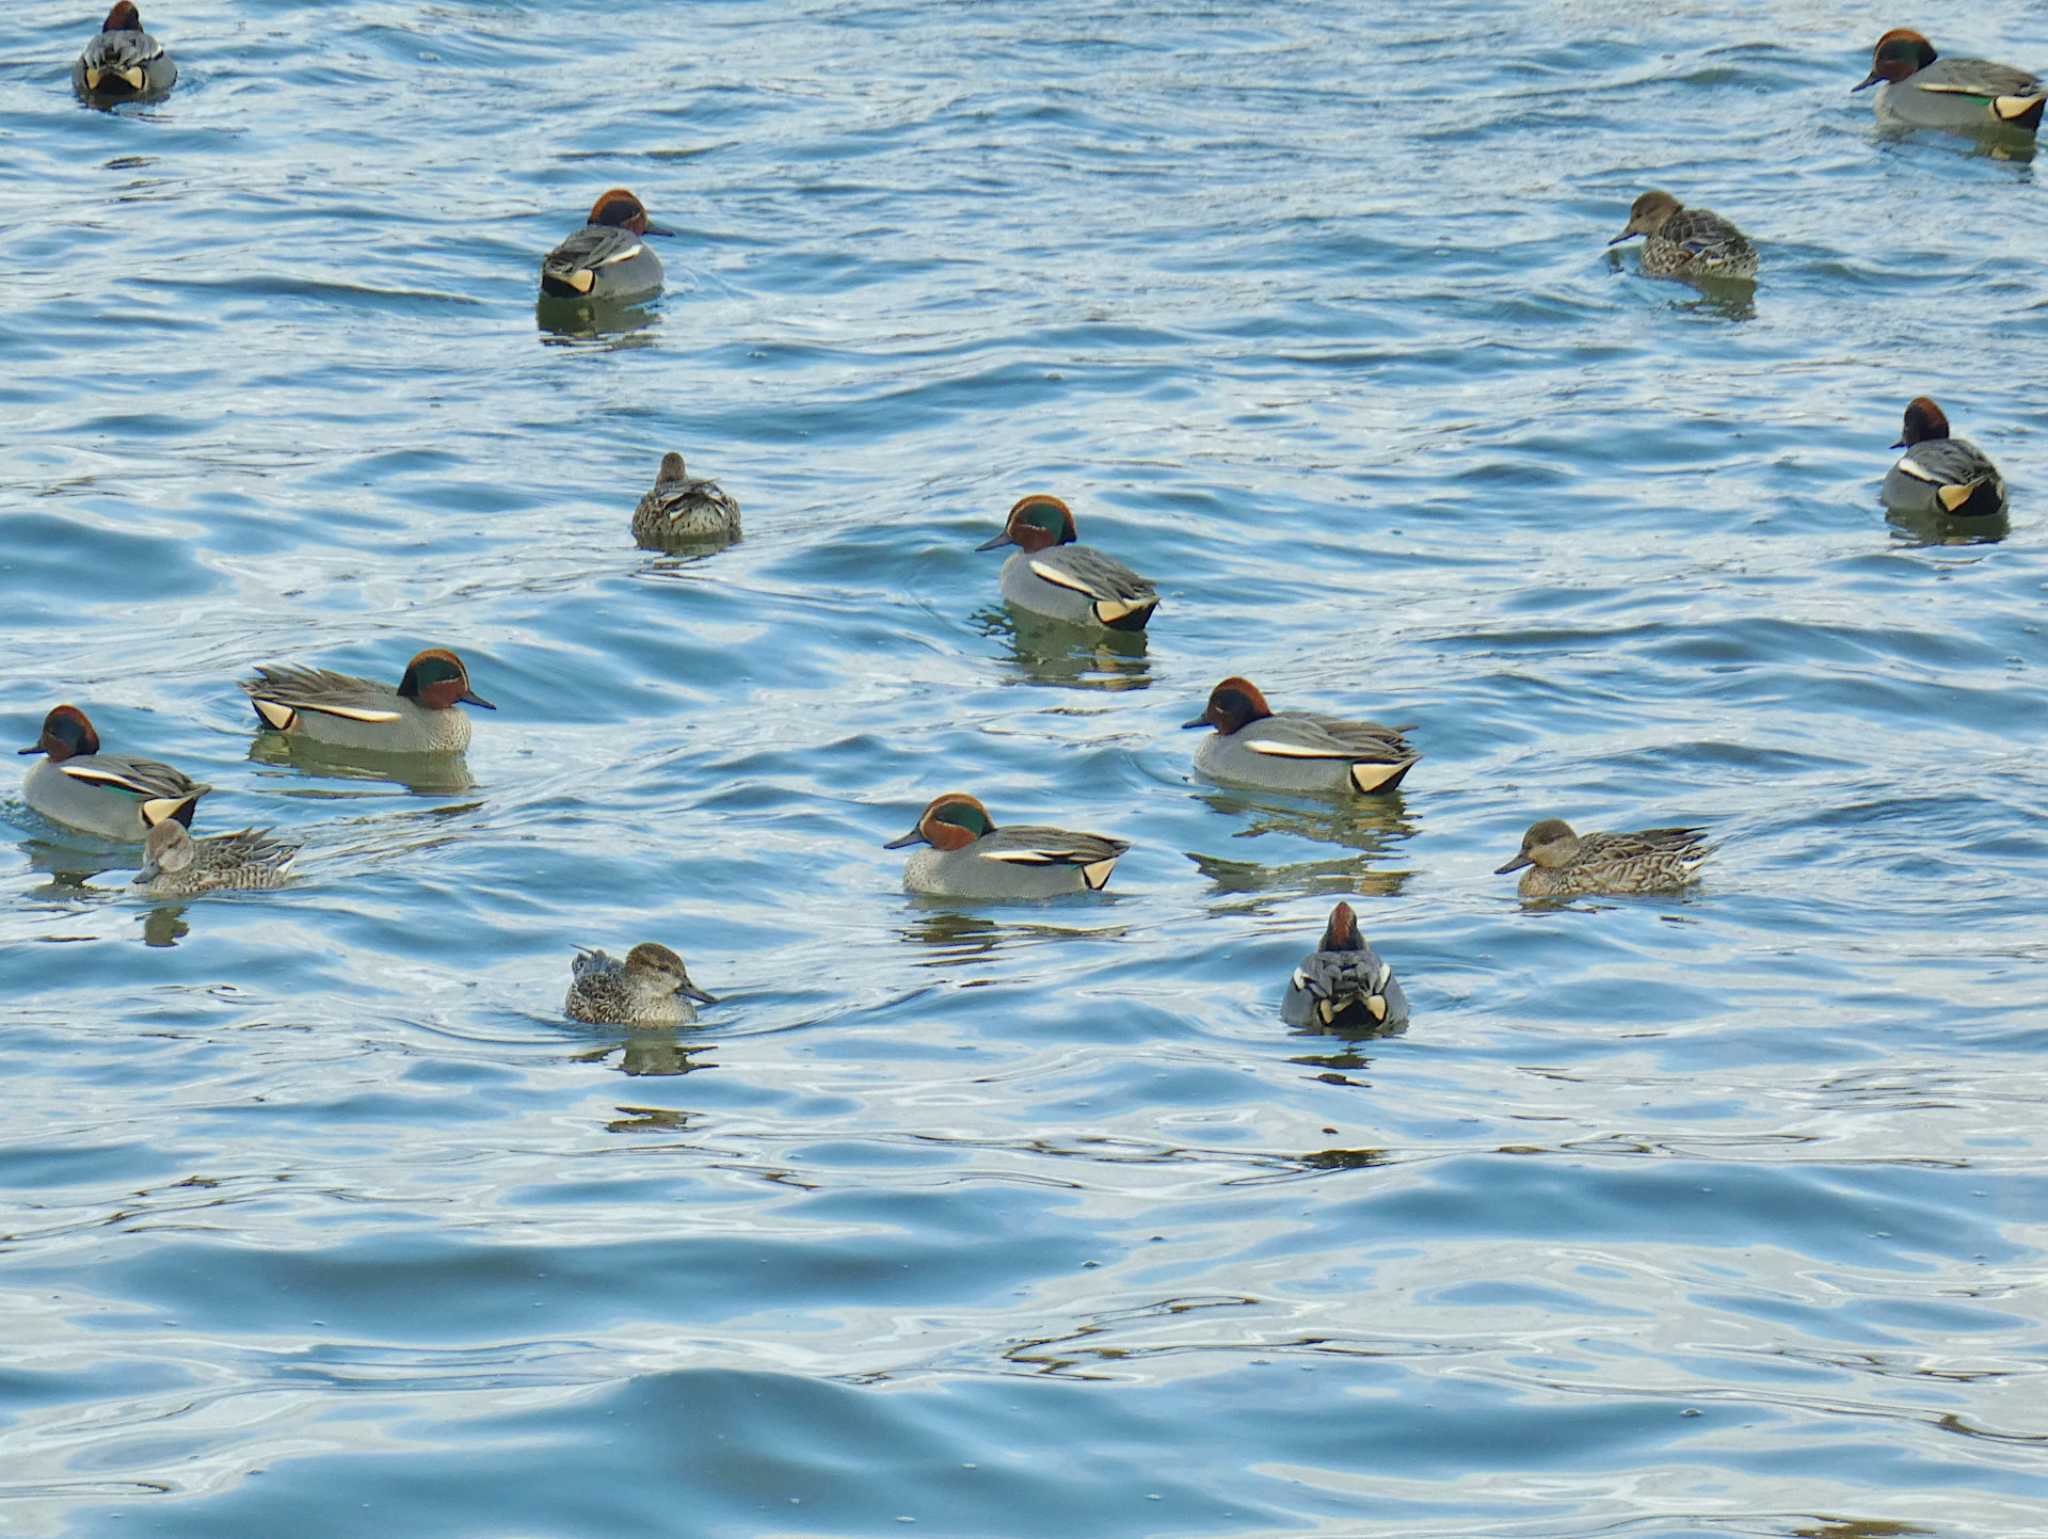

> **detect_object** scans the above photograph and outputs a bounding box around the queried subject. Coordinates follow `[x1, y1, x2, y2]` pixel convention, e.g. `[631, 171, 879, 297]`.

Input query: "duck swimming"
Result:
[976, 495, 1158, 632]
[1607, 191, 1757, 281]
[540, 189, 674, 302]
[73, 2, 176, 102]
[241, 649, 494, 755]
[631, 452, 742, 547]
[1282, 901, 1409, 1030]
[885, 792, 1130, 898]
[1495, 819, 1709, 899]
[134, 821, 296, 897]
[1883, 397, 2006, 521]
[1854, 29, 2043, 134]
[565, 943, 717, 1028]
[1184, 677, 1419, 796]
[19, 704, 210, 840]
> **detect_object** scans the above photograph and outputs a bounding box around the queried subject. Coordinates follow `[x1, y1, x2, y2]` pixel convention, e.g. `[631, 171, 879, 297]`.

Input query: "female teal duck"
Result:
[1608, 191, 1757, 281]
[1884, 397, 2006, 520]
[976, 495, 1158, 632]
[19, 705, 210, 840]
[73, 2, 176, 102]
[135, 821, 296, 897]
[540, 189, 674, 302]
[241, 649, 494, 754]
[565, 943, 717, 1028]
[631, 452, 741, 547]
[1496, 819, 1709, 899]
[885, 793, 1130, 898]
[1854, 29, 2043, 133]
[1184, 677, 1419, 795]
[1283, 901, 1409, 1030]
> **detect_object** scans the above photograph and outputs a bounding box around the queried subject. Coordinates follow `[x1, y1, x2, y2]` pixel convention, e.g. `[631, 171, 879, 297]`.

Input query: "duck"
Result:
[539, 189, 674, 302]
[18, 704, 210, 841]
[1283, 901, 1409, 1030]
[134, 821, 296, 897]
[976, 495, 1158, 632]
[631, 452, 742, 547]
[884, 792, 1130, 898]
[1854, 29, 2044, 133]
[1183, 677, 1418, 796]
[1495, 819, 1709, 899]
[1607, 191, 1757, 281]
[241, 649, 494, 755]
[1883, 397, 2007, 520]
[564, 943, 717, 1028]
[73, 2, 176, 101]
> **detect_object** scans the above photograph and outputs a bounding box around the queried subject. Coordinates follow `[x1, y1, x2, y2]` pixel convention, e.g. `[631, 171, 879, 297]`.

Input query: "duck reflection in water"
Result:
[247, 732, 478, 797]
[975, 606, 1151, 693]
[535, 296, 662, 348]
[1187, 783, 1414, 908]
[896, 908, 1129, 964]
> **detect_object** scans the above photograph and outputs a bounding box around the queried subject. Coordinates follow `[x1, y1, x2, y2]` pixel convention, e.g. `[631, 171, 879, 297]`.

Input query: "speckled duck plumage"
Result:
[977, 495, 1158, 632]
[631, 452, 741, 546]
[1883, 397, 2006, 520]
[540, 189, 674, 302]
[135, 821, 296, 897]
[241, 649, 494, 755]
[1855, 29, 2044, 134]
[19, 704, 210, 841]
[1608, 191, 1757, 281]
[73, 2, 176, 101]
[1184, 677, 1419, 796]
[1282, 901, 1409, 1030]
[886, 793, 1130, 899]
[564, 943, 717, 1028]
[1496, 818, 1709, 899]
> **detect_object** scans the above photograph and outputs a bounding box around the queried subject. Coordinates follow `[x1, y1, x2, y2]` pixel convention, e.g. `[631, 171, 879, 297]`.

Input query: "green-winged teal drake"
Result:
[1884, 397, 2007, 520]
[135, 821, 296, 897]
[242, 649, 494, 755]
[1608, 191, 1757, 281]
[976, 495, 1158, 632]
[1854, 29, 2044, 133]
[631, 452, 741, 547]
[1184, 677, 1418, 795]
[73, 2, 175, 101]
[885, 792, 1130, 898]
[565, 943, 717, 1028]
[19, 704, 210, 840]
[539, 189, 673, 302]
[1283, 901, 1409, 1030]
[1496, 819, 1709, 899]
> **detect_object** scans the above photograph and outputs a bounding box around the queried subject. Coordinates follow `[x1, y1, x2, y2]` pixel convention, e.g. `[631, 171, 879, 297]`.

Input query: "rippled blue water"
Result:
[4, 1, 2048, 1534]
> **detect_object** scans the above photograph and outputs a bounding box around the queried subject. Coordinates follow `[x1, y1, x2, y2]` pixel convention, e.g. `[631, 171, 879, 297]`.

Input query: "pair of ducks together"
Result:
[571, 898, 1415, 1033]
[19, 650, 493, 895]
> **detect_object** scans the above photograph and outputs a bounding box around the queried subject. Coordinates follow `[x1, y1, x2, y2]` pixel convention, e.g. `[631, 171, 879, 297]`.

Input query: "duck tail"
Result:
[1936, 479, 2003, 518]
[1993, 94, 2045, 129]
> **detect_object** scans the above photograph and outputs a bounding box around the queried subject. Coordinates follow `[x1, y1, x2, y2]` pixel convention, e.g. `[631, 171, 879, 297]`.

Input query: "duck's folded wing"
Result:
[81, 30, 164, 86]
[1900, 439, 1999, 487]
[979, 827, 1132, 865]
[541, 225, 645, 290]
[59, 753, 203, 799]
[1026, 547, 1156, 604]
[243, 665, 402, 725]
[1583, 827, 1708, 862]
[1918, 59, 2043, 99]
[1248, 714, 1416, 761]
[649, 479, 738, 518]
[1668, 210, 1751, 258]
[1291, 948, 1397, 1023]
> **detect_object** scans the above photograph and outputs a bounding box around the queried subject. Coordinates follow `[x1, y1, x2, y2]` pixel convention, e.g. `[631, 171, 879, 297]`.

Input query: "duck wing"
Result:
[541, 224, 646, 291]
[243, 664, 401, 726]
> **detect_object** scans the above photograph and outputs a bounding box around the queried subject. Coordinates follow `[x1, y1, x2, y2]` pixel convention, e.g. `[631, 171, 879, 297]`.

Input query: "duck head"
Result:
[976, 494, 1078, 553]
[1182, 677, 1273, 736]
[1608, 190, 1681, 246]
[588, 188, 675, 238]
[135, 819, 195, 883]
[654, 451, 688, 484]
[1495, 818, 1580, 875]
[884, 793, 996, 851]
[625, 941, 717, 1003]
[18, 704, 101, 762]
[102, 1, 144, 30]
[1319, 900, 1366, 953]
[1892, 396, 1951, 448]
[1855, 29, 1937, 91]
[396, 649, 495, 712]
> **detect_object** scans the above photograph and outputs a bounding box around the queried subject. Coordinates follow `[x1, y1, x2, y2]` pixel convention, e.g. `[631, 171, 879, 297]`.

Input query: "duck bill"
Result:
[643, 221, 678, 238]
[1179, 716, 1211, 730]
[17, 744, 45, 756]
[1889, 437, 1907, 449]
[974, 531, 1015, 552]
[460, 690, 497, 710]
[1605, 230, 1637, 247]
[132, 863, 159, 886]
[1494, 854, 1531, 874]
[1851, 71, 1881, 92]
[883, 828, 928, 850]
[682, 982, 718, 1004]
